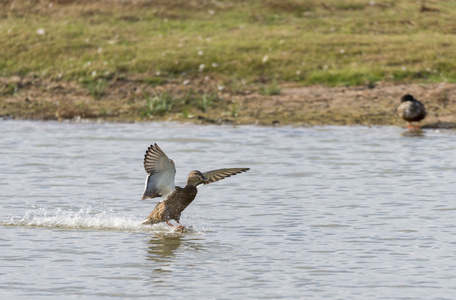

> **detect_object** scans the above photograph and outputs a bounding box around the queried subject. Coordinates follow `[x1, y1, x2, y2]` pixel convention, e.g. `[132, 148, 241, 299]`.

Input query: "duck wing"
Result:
[414, 100, 427, 118]
[141, 143, 176, 200]
[201, 168, 250, 185]
[398, 100, 426, 122]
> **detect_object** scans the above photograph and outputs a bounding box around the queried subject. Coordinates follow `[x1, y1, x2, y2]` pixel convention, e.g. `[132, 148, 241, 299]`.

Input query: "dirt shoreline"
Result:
[1, 76, 456, 128]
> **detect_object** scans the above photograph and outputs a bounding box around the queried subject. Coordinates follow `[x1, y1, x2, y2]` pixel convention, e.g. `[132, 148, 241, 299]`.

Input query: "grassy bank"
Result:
[3, 1, 456, 85]
[1, 0, 456, 124]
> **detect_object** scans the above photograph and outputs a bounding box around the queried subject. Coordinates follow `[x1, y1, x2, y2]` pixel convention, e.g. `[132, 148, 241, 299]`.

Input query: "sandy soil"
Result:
[1, 76, 456, 128]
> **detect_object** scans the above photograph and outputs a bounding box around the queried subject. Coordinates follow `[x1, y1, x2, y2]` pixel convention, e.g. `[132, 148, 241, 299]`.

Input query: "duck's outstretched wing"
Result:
[201, 168, 249, 185]
[141, 143, 176, 200]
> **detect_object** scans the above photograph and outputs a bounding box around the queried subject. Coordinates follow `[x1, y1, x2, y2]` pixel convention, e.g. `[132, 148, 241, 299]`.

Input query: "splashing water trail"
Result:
[2, 206, 199, 234]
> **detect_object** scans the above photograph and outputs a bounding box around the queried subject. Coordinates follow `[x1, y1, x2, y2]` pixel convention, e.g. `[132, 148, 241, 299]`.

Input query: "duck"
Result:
[397, 94, 426, 129]
[141, 143, 249, 228]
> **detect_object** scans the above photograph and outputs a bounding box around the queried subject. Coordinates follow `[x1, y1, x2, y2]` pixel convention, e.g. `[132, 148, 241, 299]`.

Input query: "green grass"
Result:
[197, 93, 219, 112]
[1, 82, 18, 96]
[80, 78, 108, 100]
[139, 92, 175, 118]
[259, 80, 281, 95]
[2, 0, 456, 87]
[137, 90, 221, 118]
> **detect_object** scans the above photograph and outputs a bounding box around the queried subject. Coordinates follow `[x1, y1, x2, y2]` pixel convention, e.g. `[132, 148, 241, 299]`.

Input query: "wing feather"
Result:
[201, 168, 249, 185]
[141, 143, 176, 200]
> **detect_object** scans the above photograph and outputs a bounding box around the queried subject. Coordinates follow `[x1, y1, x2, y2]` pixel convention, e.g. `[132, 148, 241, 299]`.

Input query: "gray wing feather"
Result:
[141, 143, 176, 200]
[202, 168, 249, 185]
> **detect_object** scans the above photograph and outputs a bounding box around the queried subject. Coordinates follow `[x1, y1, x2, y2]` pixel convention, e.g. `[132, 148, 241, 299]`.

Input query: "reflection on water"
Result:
[1, 121, 456, 299]
[401, 128, 426, 137]
[147, 235, 184, 260]
[146, 233, 208, 262]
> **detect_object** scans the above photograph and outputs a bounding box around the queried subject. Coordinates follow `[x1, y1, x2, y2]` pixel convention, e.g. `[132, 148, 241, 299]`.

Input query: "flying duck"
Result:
[397, 94, 426, 129]
[141, 143, 249, 228]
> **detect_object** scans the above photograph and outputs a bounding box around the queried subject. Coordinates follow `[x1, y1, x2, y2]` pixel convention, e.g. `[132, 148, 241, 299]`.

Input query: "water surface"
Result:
[1, 121, 455, 299]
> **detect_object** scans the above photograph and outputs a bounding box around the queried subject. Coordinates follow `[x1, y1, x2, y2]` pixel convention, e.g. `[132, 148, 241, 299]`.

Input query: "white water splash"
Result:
[1, 207, 186, 234]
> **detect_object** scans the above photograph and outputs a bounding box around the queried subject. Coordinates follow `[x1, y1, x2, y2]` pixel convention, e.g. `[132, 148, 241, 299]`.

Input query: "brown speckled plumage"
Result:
[140, 143, 249, 227]
[142, 185, 197, 225]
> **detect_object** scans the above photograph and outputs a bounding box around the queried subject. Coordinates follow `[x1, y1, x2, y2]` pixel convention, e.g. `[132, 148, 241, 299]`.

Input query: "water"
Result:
[1, 120, 455, 299]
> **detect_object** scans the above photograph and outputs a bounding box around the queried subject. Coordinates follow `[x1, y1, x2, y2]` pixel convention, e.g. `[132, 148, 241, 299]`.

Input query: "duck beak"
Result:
[201, 175, 210, 185]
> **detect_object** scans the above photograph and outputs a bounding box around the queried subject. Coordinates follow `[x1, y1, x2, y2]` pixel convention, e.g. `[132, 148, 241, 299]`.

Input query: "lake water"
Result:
[1, 120, 455, 299]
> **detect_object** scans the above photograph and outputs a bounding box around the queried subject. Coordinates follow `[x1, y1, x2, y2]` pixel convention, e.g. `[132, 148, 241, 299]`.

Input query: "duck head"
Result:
[401, 94, 415, 102]
[186, 170, 210, 186]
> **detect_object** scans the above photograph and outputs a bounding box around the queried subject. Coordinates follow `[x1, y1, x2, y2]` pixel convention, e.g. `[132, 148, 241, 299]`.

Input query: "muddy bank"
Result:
[1, 76, 456, 128]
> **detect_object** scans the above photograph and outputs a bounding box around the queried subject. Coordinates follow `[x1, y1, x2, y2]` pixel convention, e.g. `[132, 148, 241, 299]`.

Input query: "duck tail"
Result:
[141, 217, 158, 225]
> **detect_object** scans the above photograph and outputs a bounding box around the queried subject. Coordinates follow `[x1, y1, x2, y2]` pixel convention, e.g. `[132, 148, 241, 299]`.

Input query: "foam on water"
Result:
[1, 207, 198, 234]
